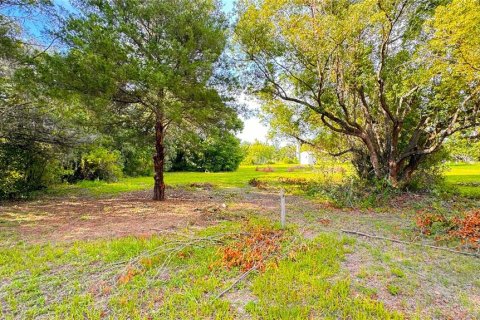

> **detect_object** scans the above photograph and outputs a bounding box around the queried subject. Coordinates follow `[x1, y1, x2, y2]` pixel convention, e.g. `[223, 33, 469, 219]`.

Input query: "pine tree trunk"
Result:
[153, 121, 165, 201]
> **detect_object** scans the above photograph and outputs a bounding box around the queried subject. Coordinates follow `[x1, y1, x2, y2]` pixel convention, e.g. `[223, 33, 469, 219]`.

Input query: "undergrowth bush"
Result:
[0, 142, 66, 199]
[407, 149, 449, 192]
[79, 147, 123, 182]
[248, 178, 268, 190]
[303, 178, 400, 209]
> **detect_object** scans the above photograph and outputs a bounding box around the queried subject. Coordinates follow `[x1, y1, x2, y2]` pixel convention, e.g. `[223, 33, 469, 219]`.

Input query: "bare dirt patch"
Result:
[0, 187, 312, 244]
[224, 288, 257, 319]
[0, 189, 229, 243]
[0, 186, 325, 244]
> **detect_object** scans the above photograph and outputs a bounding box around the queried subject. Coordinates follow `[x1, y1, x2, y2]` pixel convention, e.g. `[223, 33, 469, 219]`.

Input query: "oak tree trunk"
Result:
[153, 121, 165, 201]
[388, 162, 399, 188]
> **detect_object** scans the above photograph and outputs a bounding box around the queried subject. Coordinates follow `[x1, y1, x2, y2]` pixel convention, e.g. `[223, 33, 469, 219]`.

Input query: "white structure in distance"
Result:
[300, 151, 316, 165]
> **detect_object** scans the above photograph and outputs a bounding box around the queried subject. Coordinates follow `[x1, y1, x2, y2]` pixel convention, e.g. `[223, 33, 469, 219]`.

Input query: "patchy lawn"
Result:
[1, 163, 479, 319]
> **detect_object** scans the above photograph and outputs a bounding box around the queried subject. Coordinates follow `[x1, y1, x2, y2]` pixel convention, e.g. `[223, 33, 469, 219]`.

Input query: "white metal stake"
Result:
[280, 189, 286, 228]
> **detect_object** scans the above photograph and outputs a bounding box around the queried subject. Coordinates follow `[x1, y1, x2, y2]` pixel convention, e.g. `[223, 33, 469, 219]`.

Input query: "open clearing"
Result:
[1, 164, 479, 319]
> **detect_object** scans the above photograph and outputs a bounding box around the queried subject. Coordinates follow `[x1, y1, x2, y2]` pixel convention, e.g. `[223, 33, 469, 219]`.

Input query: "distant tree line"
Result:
[241, 141, 298, 165]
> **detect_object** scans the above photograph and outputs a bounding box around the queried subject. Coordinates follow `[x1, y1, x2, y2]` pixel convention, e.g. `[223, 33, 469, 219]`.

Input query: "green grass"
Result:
[247, 234, 402, 319]
[348, 237, 480, 319]
[444, 162, 480, 198]
[0, 227, 235, 319]
[2, 163, 479, 318]
[47, 162, 479, 199]
[50, 163, 351, 197]
[0, 218, 401, 319]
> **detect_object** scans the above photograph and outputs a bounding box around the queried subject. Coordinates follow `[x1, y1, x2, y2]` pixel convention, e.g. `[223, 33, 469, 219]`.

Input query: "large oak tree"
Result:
[235, 0, 480, 186]
[44, 0, 239, 200]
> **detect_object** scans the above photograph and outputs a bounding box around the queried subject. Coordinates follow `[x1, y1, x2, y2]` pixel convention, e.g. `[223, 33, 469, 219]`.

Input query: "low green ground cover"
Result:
[444, 162, 480, 198]
[49, 163, 349, 197]
[47, 162, 480, 199]
[2, 162, 479, 318]
[0, 218, 400, 319]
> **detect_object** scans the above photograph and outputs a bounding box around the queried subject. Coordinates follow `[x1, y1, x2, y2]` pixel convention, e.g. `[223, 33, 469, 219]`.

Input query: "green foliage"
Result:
[170, 132, 244, 172]
[235, 0, 480, 186]
[277, 145, 298, 164]
[38, 0, 240, 199]
[407, 148, 449, 192]
[0, 142, 65, 199]
[241, 141, 297, 165]
[242, 141, 276, 165]
[121, 144, 154, 177]
[0, 1, 52, 60]
[304, 178, 400, 209]
[79, 147, 123, 182]
[0, 1, 88, 198]
[428, 0, 480, 85]
[0, 144, 30, 199]
[202, 134, 244, 172]
[446, 132, 480, 163]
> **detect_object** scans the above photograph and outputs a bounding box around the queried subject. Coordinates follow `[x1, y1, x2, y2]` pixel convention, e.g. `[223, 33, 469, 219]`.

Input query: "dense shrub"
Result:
[406, 148, 449, 192]
[241, 142, 298, 165]
[78, 147, 123, 182]
[202, 134, 244, 172]
[241, 142, 276, 165]
[304, 178, 400, 209]
[121, 145, 153, 177]
[0, 142, 65, 199]
[170, 133, 243, 172]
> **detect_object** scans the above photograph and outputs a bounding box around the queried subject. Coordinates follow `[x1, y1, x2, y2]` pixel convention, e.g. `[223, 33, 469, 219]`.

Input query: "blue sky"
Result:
[223, 0, 235, 12]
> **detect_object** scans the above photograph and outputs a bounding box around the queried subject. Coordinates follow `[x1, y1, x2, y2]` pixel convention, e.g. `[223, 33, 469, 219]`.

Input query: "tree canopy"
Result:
[0, 0, 85, 198]
[42, 0, 241, 200]
[235, 0, 480, 186]
[1, 0, 479, 199]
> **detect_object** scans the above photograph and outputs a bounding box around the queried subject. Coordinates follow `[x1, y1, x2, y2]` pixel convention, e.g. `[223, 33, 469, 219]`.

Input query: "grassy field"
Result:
[49, 163, 350, 197]
[49, 162, 480, 198]
[0, 218, 402, 319]
[444, 162, 480, 198]
[1, 162, 479, 319]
